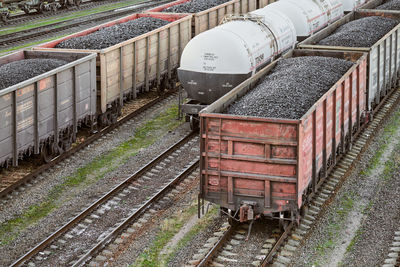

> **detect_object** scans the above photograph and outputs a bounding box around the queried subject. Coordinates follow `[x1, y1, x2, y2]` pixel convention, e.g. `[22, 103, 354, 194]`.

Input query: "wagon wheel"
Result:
[1, 12, 9, 23]
[189, 115, 199, 131]
[22, 6, 30, 14]
[74, 0, 81, 7]
[50, 3, 57, 12]
[41, 144, 57, 163]
[39, 2, 48, 13]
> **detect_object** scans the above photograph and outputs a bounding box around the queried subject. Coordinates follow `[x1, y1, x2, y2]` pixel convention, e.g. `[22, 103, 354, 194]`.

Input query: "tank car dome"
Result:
[269, 0, 328, 37]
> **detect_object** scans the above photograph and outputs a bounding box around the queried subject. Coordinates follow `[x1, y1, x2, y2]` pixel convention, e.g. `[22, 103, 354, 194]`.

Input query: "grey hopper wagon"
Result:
[0, 50, 97, 167]
[298, 10, 400, 112]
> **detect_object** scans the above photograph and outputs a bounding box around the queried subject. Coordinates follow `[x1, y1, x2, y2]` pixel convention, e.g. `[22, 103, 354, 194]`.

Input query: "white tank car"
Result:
[267, 0, 336, 37]
[316, 0, 344, 23]
[178, 8, 296, 105]
[342, 0, 367, 11]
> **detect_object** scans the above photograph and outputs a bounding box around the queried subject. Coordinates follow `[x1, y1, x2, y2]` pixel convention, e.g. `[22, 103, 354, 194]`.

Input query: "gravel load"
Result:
[0, 58, 68, 90]
[318, 16, 397, 47]
[163, 0, 229, 13]
[376, 0, 400, 10]
[55, 17, 170, 50]
[227, 56, 353, 119]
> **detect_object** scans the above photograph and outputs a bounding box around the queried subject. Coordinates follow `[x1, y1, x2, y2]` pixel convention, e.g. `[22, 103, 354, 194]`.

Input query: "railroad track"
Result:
[190, 217, 292, 266]
[266, 87, 400, 266]
[0, 0, 155, 26]
[382, 230, 400, 267]
[0, 91, 175, 199]
[11, 130, 200, 266]
[0, 0, 171, 48]
[189, 87, 400, 267]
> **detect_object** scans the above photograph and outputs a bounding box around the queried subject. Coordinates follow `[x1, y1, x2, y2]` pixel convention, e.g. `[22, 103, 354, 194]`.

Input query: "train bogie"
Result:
[199, 49, 368, 223]
[0, 50, 97, 167]
[34, 13, 192, 126]
[298, 10, 400, 112]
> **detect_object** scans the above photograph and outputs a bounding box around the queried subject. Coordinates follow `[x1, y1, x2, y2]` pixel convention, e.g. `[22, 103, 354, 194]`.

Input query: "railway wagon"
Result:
[34, 13, 192, 126]
[0, 50, 97, 167]
[198, 49, 367, 224]
[298, 10, 400, 112]
[144, 0, 269, 36]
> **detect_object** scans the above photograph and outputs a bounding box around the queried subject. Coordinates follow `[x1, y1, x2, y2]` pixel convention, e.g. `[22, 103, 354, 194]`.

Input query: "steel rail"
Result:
[0, 0, 171, 46]
[0, 91, 176, 199]
[73, 158, 200, 266]
[11, 130, 197, 266]
[197, 224, 235, 267]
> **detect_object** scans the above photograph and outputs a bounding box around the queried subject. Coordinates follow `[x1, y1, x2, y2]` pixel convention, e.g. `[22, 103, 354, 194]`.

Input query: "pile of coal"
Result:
[227, 56, 353, 119]
[0, 58, 68, 90]
[376, 0, 400, 10]
[56, 17, 170, 50]
[163, 0, 229, 13]
[318, 16, 397, 47]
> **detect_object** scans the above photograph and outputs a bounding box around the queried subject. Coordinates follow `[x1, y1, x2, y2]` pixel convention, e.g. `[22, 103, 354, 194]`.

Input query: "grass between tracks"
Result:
[0, 34, 68, 55]
[0, 104, 184, 246]
[0, 0, 145, 36]
[132, 203, 219, 267]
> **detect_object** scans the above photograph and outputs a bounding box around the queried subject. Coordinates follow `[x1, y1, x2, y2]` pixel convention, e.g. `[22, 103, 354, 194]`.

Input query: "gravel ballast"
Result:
[163, 0, 229, 13]
[318, 16, 398, 47]
[376, 0, 400, 10]
[227, 56, 353, 119]
[0, 59, 68, 90]
[55, 17, 170, 50]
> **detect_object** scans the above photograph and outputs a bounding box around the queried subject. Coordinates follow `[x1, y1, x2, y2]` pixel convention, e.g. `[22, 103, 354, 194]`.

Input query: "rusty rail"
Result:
[0, 0, 172, 47]
[261, 222, 294, 266]
[73, 157, 200, 266]
[197, 224, 236, 267]
[0, 91, 176, 199]
[11, 130, 198, 266]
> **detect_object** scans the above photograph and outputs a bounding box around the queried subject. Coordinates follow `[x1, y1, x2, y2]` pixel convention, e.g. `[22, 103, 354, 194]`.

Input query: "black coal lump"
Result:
[163, 0, 230, 13]
[376, 0, 400, 10]
[0, 58, 68, 90]
[318, 16, 398, 47]
[226, 56, 354, 119]
[55, 17, 170, 50]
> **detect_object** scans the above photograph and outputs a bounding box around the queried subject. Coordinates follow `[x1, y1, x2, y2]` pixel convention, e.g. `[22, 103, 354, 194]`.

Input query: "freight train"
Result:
[1, 0, 274, 168]
[178, 0, 370, 129]
[188, 2, 400, 225]
[0, 0, 81, 22]
[1, 0, 261, 168]
[0, 0, 373, 174]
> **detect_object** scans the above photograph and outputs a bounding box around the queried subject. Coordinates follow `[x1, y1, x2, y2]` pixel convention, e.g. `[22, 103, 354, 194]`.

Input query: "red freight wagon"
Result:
[199, 49, 367, 224]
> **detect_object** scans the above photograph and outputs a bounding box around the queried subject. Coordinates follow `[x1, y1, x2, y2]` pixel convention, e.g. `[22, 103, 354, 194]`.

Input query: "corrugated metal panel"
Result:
[199, 49, 367, 218]
[0, 50, 97, 166]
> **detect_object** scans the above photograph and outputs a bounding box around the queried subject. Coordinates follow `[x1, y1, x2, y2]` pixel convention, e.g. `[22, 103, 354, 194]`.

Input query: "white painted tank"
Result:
[316, 0, 344, 23]
[269, 0, 328, 37]
[342, 0, 367, 11]
[178, 10, 296, 104]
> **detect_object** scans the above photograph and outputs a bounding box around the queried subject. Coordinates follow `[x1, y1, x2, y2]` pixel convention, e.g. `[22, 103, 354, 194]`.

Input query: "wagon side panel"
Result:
[194, 0, 237, 36]
[200, 115, 299, 215]
[0, 94, 12, 164]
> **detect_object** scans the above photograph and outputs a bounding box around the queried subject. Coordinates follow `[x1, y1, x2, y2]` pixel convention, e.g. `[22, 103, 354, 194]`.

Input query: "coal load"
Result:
[163, 0, 229, 13]
[318, 16, 397, 47]
[56, 17, 170, 50]
[376, 0, 400, 10]
[227, 56, 353, 119]
[0, 58, 68, 90]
